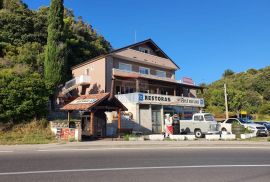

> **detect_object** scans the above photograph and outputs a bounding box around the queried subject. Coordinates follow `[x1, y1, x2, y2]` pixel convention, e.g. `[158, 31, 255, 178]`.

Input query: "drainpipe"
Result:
[108, 77, 115, 101]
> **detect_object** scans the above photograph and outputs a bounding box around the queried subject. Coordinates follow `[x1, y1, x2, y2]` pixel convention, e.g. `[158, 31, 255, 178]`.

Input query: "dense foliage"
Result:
[0, 59, 49, 122]
[203, 66, 270, 118]
[0, 0, 111, 123]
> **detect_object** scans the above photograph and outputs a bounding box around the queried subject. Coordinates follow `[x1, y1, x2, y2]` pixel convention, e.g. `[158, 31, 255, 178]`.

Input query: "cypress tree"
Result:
[44, 0, 66, 89]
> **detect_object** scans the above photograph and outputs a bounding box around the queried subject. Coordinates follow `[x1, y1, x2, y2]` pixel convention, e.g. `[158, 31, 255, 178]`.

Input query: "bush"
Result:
[0, 70, 49, 123]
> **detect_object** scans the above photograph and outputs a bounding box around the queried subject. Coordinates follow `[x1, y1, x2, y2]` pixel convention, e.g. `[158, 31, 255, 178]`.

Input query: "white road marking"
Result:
[36, 146, 270, 152]
[0, 151, 13, 153]
[0, 164, 270, 176]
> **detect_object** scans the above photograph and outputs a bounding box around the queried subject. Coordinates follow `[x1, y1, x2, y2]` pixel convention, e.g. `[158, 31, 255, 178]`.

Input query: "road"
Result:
[0, 142, 270, 182]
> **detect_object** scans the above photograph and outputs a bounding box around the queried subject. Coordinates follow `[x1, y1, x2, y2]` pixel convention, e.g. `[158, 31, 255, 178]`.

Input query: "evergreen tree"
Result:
[44, 0, 66, 89]
[222, 69, 235, 77]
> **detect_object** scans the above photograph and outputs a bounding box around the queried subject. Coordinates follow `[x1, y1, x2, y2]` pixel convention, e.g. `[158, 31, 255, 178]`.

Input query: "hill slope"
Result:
[0, 0, 112, 123]
[202, 66, 270, 118]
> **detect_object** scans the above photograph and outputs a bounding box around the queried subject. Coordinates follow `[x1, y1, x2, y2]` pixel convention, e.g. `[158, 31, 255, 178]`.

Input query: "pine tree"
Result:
[44, 0, 66, 89]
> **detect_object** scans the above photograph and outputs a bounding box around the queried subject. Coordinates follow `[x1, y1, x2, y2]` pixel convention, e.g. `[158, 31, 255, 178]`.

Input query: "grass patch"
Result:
[0, 119, 56, 145]
[240, 137, 270, 142]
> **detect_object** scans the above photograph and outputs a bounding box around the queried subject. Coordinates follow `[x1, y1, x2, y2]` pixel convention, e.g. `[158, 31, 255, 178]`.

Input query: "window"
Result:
[139, 47, 150, 54]
[85, 68, 90, 75]
[156, 70, 166, 78]
[160, 89, 167, 95]
[139, 67, 150, 75]
[116, 85, 135, 94]
[116, 86, 121, 94]
[204, 114, 215, 121]
[120, 86, 125, 94]
[119, 62, 132, 72]
[194, 115, 204, 121]
[226, 119, 238, 124]
[125, 87, 130, 94]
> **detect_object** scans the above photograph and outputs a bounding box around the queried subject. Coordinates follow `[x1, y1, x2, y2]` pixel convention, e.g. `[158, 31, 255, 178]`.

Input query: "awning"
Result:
[61, 93, 127, 111]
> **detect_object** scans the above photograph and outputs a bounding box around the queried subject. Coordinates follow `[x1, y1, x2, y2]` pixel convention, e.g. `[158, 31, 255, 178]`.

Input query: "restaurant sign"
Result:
[70, 98, 97, 104]
[138, 93, 204, 107]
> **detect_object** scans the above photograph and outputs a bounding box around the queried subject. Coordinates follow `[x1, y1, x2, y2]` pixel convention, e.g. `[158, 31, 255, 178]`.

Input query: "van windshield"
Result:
[204, 114, 216, 121]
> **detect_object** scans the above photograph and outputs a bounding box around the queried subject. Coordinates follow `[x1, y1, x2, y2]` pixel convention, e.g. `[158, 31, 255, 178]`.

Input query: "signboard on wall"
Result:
[138, 93, 204, 107]
[70, 98, 97, 104]
[182, 77, 195, 85]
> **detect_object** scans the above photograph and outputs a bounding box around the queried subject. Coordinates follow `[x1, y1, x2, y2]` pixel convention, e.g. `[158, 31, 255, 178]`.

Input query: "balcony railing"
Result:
[112, 68, 178, 83]
[62, 75, 90, 94]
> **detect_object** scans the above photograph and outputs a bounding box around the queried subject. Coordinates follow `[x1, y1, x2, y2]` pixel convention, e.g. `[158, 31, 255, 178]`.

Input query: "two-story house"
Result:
[62, 39, 204, 135]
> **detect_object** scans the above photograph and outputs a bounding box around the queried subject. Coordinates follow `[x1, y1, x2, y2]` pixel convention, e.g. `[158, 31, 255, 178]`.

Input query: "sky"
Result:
[23, 0, 270, 84]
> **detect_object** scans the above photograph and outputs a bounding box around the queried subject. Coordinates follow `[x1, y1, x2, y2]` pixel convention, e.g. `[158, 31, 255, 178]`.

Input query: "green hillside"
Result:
[202, 67, 270, 119]
[0, 0, 111, 123]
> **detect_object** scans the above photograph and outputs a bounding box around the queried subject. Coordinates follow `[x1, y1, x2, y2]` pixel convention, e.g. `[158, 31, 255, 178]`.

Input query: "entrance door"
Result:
[152, 110, 161, 133]
[81, 116, 90, 136]
[95, 111, 106, 138]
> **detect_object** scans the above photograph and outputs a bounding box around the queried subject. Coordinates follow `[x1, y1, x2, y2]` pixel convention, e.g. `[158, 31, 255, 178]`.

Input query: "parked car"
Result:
[255, 122, 270, 132]
[220, 118, 268, 137]
[180, 113, 220, 138]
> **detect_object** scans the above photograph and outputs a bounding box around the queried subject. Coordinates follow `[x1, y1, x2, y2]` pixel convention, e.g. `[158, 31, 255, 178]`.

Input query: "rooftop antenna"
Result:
[134, 30, 137, 43]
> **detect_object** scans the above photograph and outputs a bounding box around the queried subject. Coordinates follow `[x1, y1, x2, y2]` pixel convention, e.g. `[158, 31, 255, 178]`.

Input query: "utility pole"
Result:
[224, 83, 229, 120]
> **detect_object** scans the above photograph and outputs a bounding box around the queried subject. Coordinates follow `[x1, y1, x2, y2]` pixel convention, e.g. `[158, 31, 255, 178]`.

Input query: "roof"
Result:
[61, 93, 127, 111]
[71, 39, 180, 70]
[112, 48, 178, 70]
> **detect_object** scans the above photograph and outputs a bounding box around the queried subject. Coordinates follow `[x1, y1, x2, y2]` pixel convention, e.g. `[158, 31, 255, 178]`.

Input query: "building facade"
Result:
[62, 39, 204, 135]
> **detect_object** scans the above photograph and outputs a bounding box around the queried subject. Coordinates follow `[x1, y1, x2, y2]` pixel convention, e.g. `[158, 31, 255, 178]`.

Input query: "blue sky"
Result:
[24, 0, 270, 84]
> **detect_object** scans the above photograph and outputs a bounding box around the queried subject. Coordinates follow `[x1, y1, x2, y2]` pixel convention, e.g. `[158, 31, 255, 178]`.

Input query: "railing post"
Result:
[136, 79, 140, 92]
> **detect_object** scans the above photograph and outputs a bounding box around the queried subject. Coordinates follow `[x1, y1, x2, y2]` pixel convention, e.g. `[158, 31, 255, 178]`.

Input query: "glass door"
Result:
[152, 110, 162, 133]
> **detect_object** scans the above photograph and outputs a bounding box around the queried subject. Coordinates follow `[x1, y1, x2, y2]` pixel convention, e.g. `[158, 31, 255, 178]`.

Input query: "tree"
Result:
[227, 89, 246, 117]
[222, 69, 235, 77]
[246, 68, 258, 75]
[259, 103, 270, 115]
[263, 90, 270, 101]
[44, 0, 66, 89]
[0, 0, 3, 9]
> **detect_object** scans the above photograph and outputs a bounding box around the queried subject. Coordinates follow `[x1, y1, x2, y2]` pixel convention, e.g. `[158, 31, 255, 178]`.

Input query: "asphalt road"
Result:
[0, 145, 270, 182]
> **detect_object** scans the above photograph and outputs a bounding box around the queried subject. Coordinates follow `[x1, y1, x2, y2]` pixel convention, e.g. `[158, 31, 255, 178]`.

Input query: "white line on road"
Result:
[1, 164, 270, 176]
[36, 146, 270, 152]
[0, 151, 13, 153]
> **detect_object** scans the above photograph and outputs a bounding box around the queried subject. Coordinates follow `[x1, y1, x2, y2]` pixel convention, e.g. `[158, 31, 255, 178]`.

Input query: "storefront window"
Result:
[183, 112, 193, 120]
[163, 106, 198, 120]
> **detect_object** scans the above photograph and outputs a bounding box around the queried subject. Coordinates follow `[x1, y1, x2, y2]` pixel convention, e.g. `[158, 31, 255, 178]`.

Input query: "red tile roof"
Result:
[61, 93, 110, 111]
[61, 93, 127, 111]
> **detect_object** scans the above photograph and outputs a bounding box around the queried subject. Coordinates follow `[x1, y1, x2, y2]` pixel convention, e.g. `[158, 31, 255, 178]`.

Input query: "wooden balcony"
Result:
[112, 68, 179, 83]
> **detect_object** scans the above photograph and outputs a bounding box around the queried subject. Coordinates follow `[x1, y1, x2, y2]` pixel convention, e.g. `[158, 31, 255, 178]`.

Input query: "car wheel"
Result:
[221, 128, 227, 132]
[195, 129, 203, 138]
